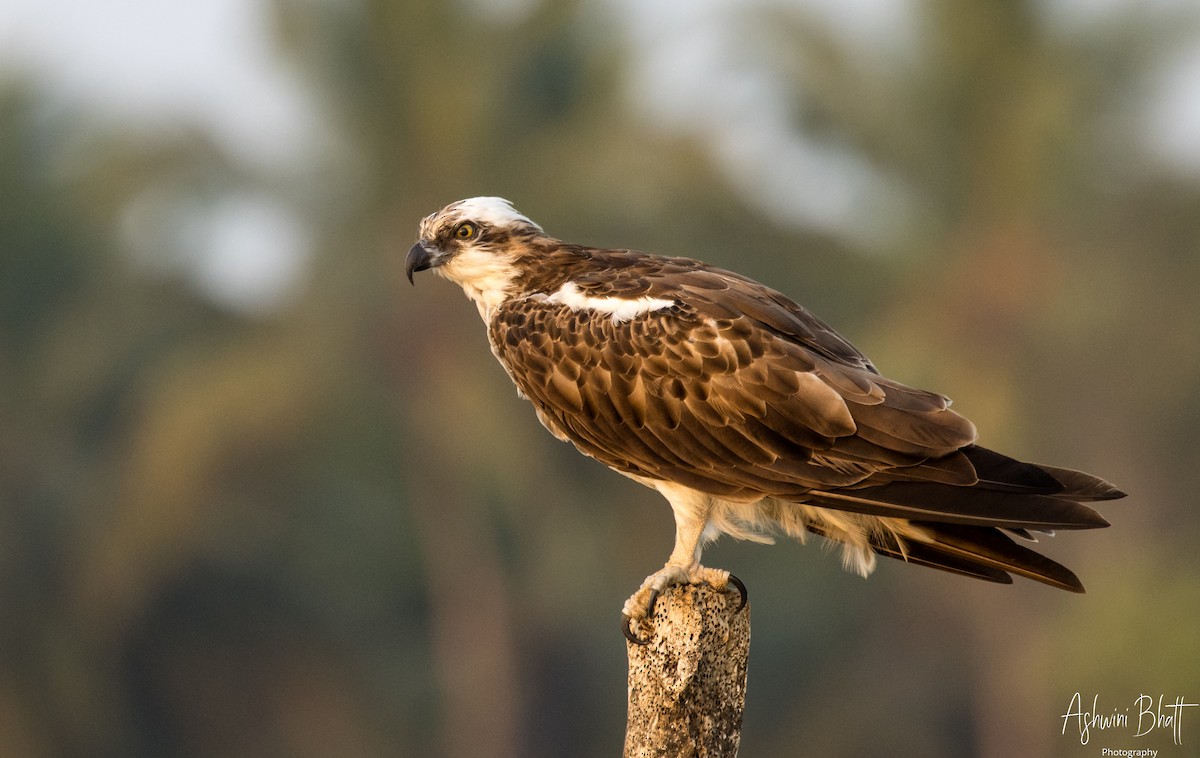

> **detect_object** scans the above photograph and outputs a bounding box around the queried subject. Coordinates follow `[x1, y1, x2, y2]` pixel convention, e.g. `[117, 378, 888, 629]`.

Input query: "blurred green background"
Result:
[3, 0, 1199, 756]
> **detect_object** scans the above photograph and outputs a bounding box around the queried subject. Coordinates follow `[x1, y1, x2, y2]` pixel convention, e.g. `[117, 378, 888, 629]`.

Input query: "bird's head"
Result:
[406, 197, 545, 318]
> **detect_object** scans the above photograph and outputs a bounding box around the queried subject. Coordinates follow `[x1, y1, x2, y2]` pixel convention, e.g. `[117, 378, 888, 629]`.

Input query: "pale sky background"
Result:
[2, 0, 1197, 313]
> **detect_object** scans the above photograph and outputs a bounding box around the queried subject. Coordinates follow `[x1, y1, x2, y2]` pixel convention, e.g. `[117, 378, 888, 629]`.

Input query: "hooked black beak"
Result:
[405, 242, 435, 285]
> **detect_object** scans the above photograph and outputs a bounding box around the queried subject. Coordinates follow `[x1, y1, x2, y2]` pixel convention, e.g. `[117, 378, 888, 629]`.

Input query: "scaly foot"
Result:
[621, 564, 748, 644]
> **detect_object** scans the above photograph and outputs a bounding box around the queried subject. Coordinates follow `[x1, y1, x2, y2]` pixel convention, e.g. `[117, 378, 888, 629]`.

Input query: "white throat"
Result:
[437, 249, 519, 321]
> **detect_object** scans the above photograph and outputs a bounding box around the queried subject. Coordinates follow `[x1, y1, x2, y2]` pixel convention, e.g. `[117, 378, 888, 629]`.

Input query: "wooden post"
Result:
[623, 583, 750, 758]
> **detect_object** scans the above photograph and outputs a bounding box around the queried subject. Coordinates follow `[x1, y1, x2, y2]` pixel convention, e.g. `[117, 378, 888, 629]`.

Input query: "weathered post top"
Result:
[624, 583, 750, 758]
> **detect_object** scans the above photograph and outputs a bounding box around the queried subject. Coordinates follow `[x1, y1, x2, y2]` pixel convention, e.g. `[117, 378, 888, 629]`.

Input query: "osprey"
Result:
[406, 197, 1124, 642]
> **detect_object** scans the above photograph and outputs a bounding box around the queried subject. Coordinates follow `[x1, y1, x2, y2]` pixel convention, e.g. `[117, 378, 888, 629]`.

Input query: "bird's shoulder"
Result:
[503, 245, 877, 374]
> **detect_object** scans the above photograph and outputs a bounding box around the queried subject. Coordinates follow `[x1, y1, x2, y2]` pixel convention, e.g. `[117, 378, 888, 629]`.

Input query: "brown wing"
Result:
[491, 281, 969, 495]
[491, 250, 1119, 585]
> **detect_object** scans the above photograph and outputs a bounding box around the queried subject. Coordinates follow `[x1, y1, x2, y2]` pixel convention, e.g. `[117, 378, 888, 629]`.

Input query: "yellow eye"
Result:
[455, 222, 477, 240]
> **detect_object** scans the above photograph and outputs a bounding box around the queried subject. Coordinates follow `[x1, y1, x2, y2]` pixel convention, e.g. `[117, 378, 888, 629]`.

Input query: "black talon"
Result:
[622, 616, 649, 645]
[623, 588, 661, 645]
[727, 573, 748, 612]
[645, 588, 660, 617]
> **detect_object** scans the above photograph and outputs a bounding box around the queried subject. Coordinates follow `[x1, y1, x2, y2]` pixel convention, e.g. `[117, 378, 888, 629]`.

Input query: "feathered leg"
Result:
[622, 483, 747, 643]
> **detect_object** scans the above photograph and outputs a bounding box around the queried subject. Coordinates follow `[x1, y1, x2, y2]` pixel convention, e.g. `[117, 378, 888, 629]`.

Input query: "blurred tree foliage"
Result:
[1, 0, 1198, 756]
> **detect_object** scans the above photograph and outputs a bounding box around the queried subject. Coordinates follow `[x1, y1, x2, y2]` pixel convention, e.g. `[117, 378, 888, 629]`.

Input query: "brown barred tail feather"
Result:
[872, 521, 1087, 592]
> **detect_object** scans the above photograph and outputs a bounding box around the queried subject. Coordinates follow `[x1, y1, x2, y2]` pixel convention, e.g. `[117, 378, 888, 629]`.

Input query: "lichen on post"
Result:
[623, 583, 750, 758]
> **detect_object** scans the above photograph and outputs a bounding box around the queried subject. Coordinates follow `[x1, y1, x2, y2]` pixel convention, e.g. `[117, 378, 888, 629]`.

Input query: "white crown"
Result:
[449, 197, 542, 231]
